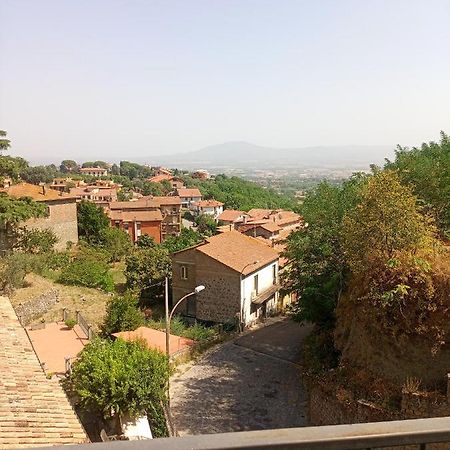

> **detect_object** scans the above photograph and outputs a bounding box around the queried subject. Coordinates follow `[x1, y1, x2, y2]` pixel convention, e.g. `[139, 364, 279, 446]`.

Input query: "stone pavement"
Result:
[170, 318, 312, 436]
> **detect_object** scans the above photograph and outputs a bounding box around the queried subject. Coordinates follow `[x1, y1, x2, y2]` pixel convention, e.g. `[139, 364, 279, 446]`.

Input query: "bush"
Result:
[70, 338, 169, 425]
[101, 293, 145, 335]
[100, 227, 132, 262]
[59, 257, 114, 291]
[65, 318, 77, 329]
[14, 227, 58, 254]
[147, 316, 217, 342]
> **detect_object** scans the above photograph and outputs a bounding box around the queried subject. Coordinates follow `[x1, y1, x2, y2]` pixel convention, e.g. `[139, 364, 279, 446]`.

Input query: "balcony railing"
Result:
[37, 417, 450, 450]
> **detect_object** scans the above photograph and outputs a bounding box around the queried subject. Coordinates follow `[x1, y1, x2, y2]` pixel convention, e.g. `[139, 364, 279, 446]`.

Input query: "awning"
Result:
[251, 284, 280, 305]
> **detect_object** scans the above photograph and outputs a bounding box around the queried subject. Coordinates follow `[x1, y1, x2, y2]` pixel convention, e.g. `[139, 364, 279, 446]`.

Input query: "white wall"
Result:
[240, 261, 278, 325]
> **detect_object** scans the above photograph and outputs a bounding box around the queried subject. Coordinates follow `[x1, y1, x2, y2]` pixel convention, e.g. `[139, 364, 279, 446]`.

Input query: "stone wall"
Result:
[14, 289, 60, 325]
[306, 376, 450, 426]
[23, 199, 78, 251]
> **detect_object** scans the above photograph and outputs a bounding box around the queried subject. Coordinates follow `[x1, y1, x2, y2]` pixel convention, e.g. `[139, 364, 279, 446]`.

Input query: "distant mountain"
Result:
[140, 141, 395, 170]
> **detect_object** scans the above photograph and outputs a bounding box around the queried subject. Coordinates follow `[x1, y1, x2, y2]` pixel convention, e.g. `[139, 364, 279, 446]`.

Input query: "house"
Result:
[175, 188, 202, 208]
[79, 167, 108, 177]
[0, 296, 87, 447]
[152, 196, 182, 240]
[154, 167, 172, 176]
[0, 183, 78, 251]
[69, 186, 117, 207]
[191, 199, 224, 219]
[241, 221, 282, 241]
[192, 169, 210, 180]
[171, 231, 282, 327]
[148, 174, 185, 190]
[108, 199, 162, 243]
[217, 209, 250, 228]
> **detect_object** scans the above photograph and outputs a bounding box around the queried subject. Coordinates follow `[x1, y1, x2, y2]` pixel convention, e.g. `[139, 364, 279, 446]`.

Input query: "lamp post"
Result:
[165, 284, 206, 359]
[238, 260, 260, 332]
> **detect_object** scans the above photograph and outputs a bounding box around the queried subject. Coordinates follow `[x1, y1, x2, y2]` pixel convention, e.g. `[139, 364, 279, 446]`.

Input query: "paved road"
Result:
[170, 319, 312, 436]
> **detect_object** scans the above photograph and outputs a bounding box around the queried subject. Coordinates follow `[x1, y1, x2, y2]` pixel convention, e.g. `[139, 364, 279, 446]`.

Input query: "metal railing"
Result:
[76, 310, 95, 340]
[36, 417, 450, 450]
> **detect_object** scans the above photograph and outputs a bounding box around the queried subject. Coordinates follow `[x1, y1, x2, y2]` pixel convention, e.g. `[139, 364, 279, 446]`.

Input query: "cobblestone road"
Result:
[170, 319, 312, 436]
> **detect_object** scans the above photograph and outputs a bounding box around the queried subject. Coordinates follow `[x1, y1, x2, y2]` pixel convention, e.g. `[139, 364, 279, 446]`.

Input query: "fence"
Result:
[62, 308, 95, 340]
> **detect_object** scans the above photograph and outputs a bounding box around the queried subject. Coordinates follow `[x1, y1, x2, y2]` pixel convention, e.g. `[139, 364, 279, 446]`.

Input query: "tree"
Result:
[0, 130, 11, 154]
[136, 234, 157, 248]
[161, 227, 203, 253]
[0, 195, 47, 225]
[20, 165, 60, 184]
[81, 161, 95, 168]
[93, 160, 109, 168]
[70, 338, 169, 420]
[341, 171, 435, 274]
[0, 156, 29, 180]
[125, 246, 171, 297]
[101, 293, 144, 335]
[14, 227, 58, 254]
[77, 201, 110, 245]
[60, 160, 78, 173]
[195, 214, 217, 236]
[100, 227, 132, 262]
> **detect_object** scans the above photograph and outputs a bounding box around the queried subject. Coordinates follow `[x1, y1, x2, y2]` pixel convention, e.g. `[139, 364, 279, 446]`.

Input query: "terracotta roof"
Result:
[258, 222, 282, 233]
[193, 199, 224, 208]
[151, 196, 181, 206]
[192, 231, 278, 275]
[108, 209, 163, 222]
[148, 174, 174, 183]
[176, 188, 202, 198]
[0, 183, 76, 202]
[109, 199, 159, 210]
[0, 296, 87, 447]
[247, 208, 274, 220]
[217, 209, 247, 222]
[113, 327, 194, 356]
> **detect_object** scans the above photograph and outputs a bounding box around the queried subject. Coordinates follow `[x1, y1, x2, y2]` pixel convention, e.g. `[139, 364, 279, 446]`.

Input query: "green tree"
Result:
[136, 234, 157, 248]
[0, 130, 11, 153]
[14, 228, 58, 254]
[101, 293, 144, 335]
[20, 165, 60, 184]
[341, 171, 435, 274]
[100, 227, 132, 262]
[161, 227, 203, 253]
[0, 156, 29, 180]
[77, 201, 110, 245]
[195, 214, 217, 236]
[0, 195, 47, 225]
[60, 160, 78, 173]
[70, 338, 169, 424]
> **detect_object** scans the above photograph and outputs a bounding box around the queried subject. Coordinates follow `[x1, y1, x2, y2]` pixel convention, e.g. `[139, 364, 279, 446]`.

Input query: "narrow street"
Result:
[170, 319, 312, 436]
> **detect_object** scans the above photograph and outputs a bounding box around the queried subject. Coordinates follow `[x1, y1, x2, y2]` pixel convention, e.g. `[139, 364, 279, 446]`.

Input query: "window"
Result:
[273, 265, 277, 284]
[181, 265, 188, 280]
[253, 274, 259, 295]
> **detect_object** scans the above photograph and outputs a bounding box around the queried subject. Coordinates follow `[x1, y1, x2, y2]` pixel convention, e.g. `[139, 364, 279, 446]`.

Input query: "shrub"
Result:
[100, 227, 132, 262]
[101, 293, 145, 335]
[65, 318, 77, 329]
[70, 338, 169, 425]
[59, 257, 114, 291]
[14, 227, 58, 254]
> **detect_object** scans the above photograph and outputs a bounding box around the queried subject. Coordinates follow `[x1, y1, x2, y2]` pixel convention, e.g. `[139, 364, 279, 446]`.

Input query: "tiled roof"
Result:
[193, 199, 223, 208]
[151, 196, 182, 206]
[176, 188, 202, 198]
[189, 231, 278, 275]
[108, 209, 163, 222]
[217, 209, 246, 222]
[247, 208, 274, 220]
[0, 297, 87, 448]
[109, 199, 159, 210]
[148, 174, 173, 183]
[0, 183, 76, 202]
[113, 327, 194, 356]
[258, 222, 282, 232]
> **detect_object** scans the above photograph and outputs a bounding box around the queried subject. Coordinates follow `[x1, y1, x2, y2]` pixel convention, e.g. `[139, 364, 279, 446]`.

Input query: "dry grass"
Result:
[10, 273, 111, 331]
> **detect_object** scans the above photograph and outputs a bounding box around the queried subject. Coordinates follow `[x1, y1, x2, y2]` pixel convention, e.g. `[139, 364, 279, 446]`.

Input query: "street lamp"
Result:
[165, 283, 206, 359]
[238, 260, 260, 331]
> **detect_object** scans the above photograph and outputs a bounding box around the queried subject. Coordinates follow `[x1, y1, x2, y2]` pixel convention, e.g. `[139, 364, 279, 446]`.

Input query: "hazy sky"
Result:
[1, 0, 449, 162]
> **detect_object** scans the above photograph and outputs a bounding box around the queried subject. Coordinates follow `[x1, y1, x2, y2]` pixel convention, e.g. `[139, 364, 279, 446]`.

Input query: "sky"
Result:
[1, 0, 450, 163]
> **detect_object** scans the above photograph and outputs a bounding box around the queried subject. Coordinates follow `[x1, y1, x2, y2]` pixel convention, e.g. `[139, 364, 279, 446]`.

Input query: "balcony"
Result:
[43, 417, 450, 449]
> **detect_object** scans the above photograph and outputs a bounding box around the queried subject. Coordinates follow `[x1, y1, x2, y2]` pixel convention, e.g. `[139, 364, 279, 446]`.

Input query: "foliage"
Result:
[60, 159, 78, 173]
[65, 318, 77, 329]
[20, 165, 60, 184]
[14, 227, 58, 254]
[282, 175, 366, 326]
[119, 161, 153, 179]
[147, 316, 218, 342]
[77, 201, 110, 245]
[385, 131, 450, 235]
[341, 171, 436, 274]
[161, 227, 203, 254]
[0, 194, 47, 225]
[101, 293, 145, 336]
[0, 130, 11, 153]
[59, 256, 114, 291]
[136, 234, 157, 248]
[0, 156, 29, 180]
[100, 227, 132, 262]
[124, 246, 171, 296]
[195, 214, 217, 236]
[184, 174, 298, 211]
[70, 338, 169, 420]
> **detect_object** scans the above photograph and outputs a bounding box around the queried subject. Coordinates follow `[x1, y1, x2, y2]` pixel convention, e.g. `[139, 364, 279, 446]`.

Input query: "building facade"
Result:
[176, 188, 202, 208]
[191, 200, 224, 219]
[79, 167, 108, 177]
[152, 196, 182, 240]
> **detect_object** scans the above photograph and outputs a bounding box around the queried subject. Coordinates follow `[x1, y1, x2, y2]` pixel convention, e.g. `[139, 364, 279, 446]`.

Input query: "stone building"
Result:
[171, 231, 281, 327]
[152, 196, 182, 240]
[0, 182, 78, 251]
